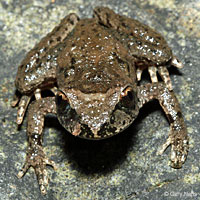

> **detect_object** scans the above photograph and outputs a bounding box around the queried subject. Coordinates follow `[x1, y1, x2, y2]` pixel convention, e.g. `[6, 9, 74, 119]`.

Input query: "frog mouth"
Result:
[74, 122, 113, 140]
[71, 117, 108, 138]
[72, 124, 101, 138]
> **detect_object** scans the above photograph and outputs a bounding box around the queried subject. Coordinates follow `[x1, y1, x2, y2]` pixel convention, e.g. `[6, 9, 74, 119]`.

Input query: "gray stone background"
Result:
[0, 0, 200, 199]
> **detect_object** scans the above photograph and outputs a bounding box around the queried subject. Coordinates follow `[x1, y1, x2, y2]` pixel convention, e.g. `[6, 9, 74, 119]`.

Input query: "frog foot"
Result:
[17, 145, 57, 195]
[157, 136, 189, 168]
[137, 65, 173, 90]
[136, 56, 183, 91]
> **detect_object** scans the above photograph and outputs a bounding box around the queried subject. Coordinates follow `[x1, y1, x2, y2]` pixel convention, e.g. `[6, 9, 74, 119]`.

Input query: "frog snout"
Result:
[78, 109, 111, 138]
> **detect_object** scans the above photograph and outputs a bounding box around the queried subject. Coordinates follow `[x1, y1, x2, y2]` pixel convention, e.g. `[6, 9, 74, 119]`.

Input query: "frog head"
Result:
[56, 83, 139, 139]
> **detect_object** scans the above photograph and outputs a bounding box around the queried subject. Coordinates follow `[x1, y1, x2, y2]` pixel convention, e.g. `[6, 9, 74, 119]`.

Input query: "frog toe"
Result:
[17, 161, 31, 179]
[139, 65, 173, 90]
[34, 88, 42, 100]
[158, 66, 173, 91]
[157, 136, 189, 168]
[171, 56, 183, 68]
[170, 136, 189, 168]
[35, 157, 57, 195]
[148, 66, 158, 83]
[11, 90, 21, 107]
[170, 145, 188, 168]
[136, 68, 143, 81]
[50, 86, 58, 96]
[36, 167, 49, 195]
[16, 95, 31, 125]
[157, 137, 171, 156]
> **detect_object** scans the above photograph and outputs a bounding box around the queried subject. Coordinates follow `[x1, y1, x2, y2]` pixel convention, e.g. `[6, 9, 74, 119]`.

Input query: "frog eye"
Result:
[56, 91, 69, 105]
[120, 87, 135, 108]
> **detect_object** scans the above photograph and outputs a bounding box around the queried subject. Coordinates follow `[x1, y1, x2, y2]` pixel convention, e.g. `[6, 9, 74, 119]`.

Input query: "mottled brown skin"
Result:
[12, 7, 189, 194]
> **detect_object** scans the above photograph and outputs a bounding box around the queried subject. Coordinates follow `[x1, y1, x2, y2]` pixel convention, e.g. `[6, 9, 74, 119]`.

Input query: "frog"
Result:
[12, 7, 189, 194]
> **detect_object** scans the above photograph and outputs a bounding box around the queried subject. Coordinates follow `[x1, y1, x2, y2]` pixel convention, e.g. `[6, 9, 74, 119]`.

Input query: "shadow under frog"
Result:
[43, 110, 137, 175]
[12, 7, 189, 194]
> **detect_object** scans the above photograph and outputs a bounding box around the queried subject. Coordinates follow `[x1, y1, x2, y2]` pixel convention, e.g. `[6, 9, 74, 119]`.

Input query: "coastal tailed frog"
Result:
[12, 7, 189, 194]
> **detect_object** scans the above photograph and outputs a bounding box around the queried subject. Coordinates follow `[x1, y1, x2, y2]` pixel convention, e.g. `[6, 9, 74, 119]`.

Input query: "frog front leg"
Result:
[94, 7, 183, 90]
[137, 83, 189, 168]
[12, 13, 80, 125]
[17, 97, 57, 194]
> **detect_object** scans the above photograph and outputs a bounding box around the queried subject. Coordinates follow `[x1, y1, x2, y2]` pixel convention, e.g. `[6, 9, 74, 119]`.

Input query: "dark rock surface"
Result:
[0, 0, 199, 199]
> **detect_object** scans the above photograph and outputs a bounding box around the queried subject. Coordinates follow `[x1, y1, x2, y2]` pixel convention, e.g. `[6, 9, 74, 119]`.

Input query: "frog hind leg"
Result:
[16, 13, 80, 94]
[137, 83, 189, 168]
[14, 13, 80, 125]
[94, 7, 181, 91]
[17, 97, 57, 195]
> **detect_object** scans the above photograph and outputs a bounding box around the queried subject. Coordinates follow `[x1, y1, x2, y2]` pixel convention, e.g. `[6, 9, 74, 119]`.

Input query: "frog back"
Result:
[57, 18, 136, 93]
